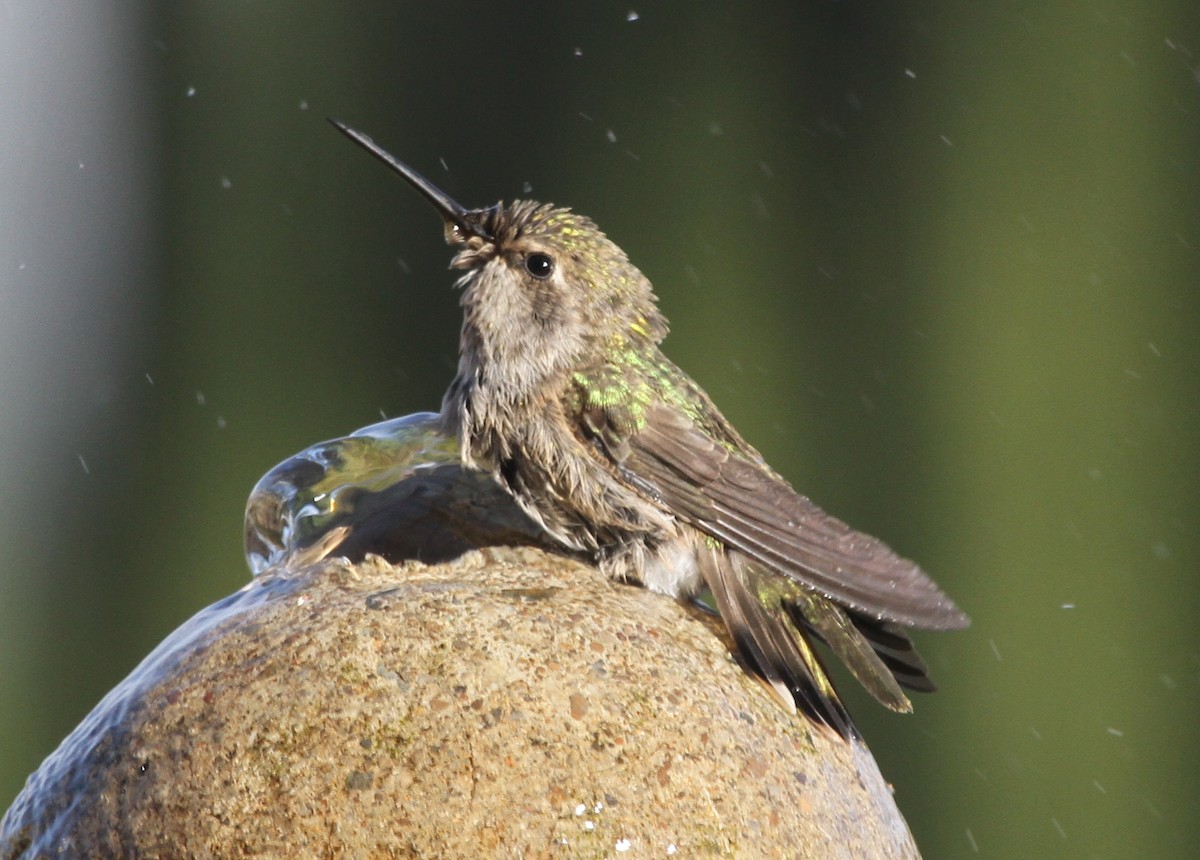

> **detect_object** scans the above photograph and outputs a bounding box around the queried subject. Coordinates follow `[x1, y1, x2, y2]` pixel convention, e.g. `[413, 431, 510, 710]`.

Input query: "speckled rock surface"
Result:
[1, 549, 920, 859]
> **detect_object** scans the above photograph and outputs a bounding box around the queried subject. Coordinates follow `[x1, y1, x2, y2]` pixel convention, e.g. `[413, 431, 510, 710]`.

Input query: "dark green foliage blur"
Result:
[2, 3, 1197, 856]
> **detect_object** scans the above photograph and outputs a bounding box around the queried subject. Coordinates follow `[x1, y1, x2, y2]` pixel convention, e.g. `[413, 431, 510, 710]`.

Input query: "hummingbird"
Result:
[331, 120, 969, 738]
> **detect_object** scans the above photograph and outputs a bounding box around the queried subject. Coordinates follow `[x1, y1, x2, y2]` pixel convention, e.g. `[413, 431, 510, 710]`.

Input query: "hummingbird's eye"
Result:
[524, 252, 555, 280]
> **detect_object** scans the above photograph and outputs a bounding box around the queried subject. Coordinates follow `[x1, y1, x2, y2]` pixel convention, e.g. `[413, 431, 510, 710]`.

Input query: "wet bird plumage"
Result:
[333, 120, 969, 738]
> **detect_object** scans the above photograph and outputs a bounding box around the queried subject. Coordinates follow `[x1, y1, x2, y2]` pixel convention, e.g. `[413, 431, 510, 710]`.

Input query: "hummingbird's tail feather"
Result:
[842, 611, 937, 694]
[697, 544, 855, 738]
[787, 596, 914, 713]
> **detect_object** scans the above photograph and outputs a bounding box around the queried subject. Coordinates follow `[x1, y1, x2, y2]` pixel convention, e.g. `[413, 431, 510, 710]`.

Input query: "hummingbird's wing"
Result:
[578, 383, 954, 725]
[596, 398, 969, 632]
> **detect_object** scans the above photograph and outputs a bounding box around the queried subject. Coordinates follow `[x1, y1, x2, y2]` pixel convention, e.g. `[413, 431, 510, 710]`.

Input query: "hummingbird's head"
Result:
[332, 121, 667, 401]
[447, 201, 668, 394]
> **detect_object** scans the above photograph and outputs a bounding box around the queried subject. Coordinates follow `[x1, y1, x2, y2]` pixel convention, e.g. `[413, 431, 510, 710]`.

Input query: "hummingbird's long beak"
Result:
[328, 118, 493, 243]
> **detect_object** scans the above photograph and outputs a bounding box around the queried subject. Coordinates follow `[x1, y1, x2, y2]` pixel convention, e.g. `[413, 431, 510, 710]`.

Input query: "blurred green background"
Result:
[2, 2, 1197, 856]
